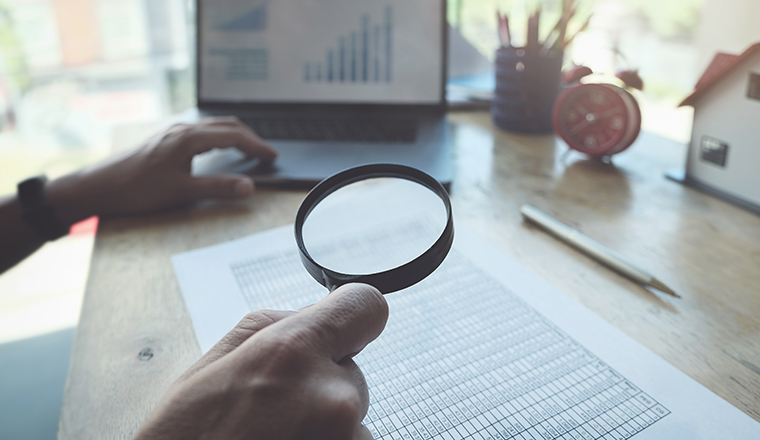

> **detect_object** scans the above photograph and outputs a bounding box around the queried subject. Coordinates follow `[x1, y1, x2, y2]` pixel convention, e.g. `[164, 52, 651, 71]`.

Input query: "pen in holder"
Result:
[492, 47, 563, 134]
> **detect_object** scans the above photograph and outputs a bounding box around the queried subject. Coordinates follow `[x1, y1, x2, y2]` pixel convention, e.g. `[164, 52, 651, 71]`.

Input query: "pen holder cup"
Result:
[492, 48, 563, 134]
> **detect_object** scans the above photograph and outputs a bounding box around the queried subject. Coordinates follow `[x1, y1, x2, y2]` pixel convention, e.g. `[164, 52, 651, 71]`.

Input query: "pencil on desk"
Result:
[520, 204, 680, 298]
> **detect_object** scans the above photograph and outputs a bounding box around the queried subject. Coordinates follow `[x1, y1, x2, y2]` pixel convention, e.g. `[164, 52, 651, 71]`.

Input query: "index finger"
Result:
[182, 309, 295, 379]
[270, 283, 389, 363]
[182, 125, 278, 162]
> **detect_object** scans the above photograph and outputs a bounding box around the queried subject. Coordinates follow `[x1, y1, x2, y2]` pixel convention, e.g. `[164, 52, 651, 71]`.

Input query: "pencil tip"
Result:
[649, 278, 680, 298]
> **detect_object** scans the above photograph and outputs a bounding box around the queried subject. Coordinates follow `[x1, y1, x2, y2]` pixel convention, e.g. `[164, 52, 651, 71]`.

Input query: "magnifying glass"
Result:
[295, 164, 454, 294]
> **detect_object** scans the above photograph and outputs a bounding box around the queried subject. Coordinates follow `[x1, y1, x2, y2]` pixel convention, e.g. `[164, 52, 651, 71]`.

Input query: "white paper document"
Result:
[172, 224, 760, 439]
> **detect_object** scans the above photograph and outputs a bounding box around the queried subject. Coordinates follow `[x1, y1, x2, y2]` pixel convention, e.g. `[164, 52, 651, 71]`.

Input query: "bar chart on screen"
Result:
[200, 0, 442, 102]
[303, 5, 393, 84]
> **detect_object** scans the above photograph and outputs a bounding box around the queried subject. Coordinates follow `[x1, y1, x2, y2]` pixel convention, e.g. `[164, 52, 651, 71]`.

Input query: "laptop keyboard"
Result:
[242, 118, 417, 143]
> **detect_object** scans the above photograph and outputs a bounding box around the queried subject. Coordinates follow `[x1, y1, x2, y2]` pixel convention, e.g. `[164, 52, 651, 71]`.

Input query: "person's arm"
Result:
[0, 117, 277, 274]
[0, 193, 45, 273]
[133, 283, 389, 440]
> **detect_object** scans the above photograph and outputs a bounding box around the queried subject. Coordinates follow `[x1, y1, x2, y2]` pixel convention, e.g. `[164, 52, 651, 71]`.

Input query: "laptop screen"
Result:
[198, 0, 444, 105]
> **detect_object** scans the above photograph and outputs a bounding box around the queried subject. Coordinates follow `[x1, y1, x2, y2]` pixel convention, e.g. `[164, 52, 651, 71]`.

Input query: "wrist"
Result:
[45, 171, 98, 226]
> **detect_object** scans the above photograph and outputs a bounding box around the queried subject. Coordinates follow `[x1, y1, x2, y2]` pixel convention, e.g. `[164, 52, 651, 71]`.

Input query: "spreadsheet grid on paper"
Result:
[230, 250, 669, 440]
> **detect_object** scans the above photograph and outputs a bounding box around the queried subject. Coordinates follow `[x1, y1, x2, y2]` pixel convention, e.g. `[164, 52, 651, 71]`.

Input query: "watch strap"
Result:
[17, 176, 70, 241]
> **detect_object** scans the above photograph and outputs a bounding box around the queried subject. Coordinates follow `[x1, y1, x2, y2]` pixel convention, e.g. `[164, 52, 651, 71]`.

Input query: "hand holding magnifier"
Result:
[295, 164, 454, 294]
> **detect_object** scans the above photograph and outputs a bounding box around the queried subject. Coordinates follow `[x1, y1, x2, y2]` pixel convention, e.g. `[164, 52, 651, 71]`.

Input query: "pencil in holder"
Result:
[492, 48, 563, 133]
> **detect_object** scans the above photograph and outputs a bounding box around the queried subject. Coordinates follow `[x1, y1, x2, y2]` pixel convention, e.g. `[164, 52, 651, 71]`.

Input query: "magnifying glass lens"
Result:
[295, 164, 453, 294]
[302, 177, 448, 275]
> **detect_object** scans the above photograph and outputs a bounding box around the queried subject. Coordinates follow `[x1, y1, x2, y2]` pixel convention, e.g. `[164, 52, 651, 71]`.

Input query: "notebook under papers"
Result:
[192, 0, 453, 187]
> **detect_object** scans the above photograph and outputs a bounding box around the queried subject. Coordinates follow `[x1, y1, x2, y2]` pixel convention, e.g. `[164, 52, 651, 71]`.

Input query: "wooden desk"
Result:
[58, 112, 760, 439]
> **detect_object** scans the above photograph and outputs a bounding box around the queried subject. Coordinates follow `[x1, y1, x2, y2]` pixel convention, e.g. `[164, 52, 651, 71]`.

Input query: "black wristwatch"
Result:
[17, 176, 70, 241]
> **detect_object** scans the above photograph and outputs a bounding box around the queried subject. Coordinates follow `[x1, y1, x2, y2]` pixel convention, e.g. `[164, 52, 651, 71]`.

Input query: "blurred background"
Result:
[0, 0, 758, 438]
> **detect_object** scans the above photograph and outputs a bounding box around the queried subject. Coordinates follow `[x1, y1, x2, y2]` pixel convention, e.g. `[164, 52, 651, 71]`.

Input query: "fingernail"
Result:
[234, 179, 254, 197]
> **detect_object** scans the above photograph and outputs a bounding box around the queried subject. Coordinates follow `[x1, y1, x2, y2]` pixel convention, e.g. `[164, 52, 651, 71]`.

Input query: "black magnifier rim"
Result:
[295, 163, 454, 294]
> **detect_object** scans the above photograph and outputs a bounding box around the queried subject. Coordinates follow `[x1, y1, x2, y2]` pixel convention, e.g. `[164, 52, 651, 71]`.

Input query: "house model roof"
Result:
[680, 42, 760, 107]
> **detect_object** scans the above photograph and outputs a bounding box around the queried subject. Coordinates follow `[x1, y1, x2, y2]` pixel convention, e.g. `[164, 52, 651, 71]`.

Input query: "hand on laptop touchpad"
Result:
[248, 160, 278, 175]
[192, 148, 278, 177]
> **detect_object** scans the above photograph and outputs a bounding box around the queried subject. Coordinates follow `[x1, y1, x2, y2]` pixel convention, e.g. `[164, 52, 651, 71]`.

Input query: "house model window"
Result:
[700, 136, 729, 167]
[748, 73, 760, 101]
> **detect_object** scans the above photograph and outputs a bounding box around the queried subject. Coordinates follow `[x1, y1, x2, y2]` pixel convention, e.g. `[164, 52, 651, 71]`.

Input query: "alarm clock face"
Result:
[553, 83, 641, 156]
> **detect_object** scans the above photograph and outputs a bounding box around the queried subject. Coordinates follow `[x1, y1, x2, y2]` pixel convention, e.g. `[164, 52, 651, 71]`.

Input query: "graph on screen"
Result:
[303, 5, 392, 84]
[200, 0, 443, 103]
[214, 1, 267, 32]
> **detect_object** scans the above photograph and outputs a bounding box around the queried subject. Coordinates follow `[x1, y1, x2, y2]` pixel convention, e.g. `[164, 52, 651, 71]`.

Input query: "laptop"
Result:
[192, 0, 452, 187]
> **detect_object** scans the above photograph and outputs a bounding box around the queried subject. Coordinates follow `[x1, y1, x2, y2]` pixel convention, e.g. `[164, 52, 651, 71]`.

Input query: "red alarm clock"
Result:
[553, 67, 643, 157]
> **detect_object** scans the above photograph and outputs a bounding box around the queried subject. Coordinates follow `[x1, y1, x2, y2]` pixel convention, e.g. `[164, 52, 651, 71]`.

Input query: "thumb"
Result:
[186, 175, 255, 200]
[272, 283, 389, 363]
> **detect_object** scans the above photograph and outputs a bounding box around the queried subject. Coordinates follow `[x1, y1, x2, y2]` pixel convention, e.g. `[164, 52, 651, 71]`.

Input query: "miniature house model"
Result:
[678, 43, 760, 212]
